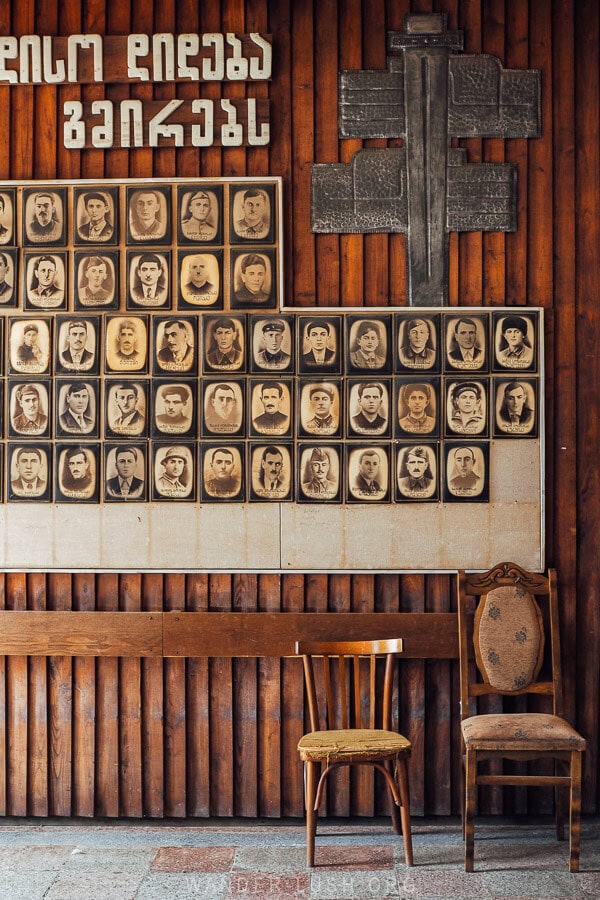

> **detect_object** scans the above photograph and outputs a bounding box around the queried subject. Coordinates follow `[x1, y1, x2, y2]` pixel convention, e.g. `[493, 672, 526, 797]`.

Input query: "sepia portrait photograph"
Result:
[127, 251, 170, 309]
[493, 312, 536, 371]
[250, 444, 292, 501]
[297, 444, 341, 502]
[298, 316, 341, 373]
[104, 444, 146, 501]
[445, 315, 487, 371]
[201, 443, 244, 501]
[346, 316, 391, 373]
[74, 188, 118, 244]
[396, 379, 438, 437]
[446, 380, 488, 436]
[153, 443, 195, 501]
[396, 444, 438, 501]
[178, 251, 221, 308]
[494, 378, 538, 437]
[203, 315, 246, 372]
[347, 445, 390, 502]
[8, 443, 51, 501]
[153, 317, 197, 375]
[299, 381, 341, 438]
[347, 380, 390, 438]
[9, 381, 50, 438]
[105, 316, 148, 374]
[396, 315, 438, 372]
[153, 381, 195, 437]
[230, 183, 274, 243]
[75, 252, 118, 309]
[250, 317, 294, 373]
[105, 381, 148, 438]
[0, 189, 15, 244]
[178, 185, 221, 243]
[126, 186, 170, 244]
[55, 317, 98, 375]
[0, 248, 17, 307]
[230, 249, 276, 309]
[444, 443, 489, 502]
[202, 380, 244, 437]
[56, 379, 99, 438]
[249, 380, 292, 438]
[55, 443, 99, 502]
[24, 252, 67, 310]
[9, 318, 51, 375]
[23, 187, 66, 246]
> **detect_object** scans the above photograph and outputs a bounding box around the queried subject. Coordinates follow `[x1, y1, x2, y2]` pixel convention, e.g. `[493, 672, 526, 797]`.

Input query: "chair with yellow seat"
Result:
[295, 638, 413, 867]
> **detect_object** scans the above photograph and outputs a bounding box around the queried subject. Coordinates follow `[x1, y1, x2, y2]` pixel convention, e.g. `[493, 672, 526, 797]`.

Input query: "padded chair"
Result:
[295, 638, 413, 867]
[458, 563, 587, 872]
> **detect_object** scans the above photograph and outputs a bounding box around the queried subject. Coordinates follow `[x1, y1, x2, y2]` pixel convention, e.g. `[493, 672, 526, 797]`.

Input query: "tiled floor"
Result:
[0, 816, 599, 899]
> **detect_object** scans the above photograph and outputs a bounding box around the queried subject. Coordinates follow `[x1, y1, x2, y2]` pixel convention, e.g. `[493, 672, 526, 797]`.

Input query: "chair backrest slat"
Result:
[338, 654, 348, 729]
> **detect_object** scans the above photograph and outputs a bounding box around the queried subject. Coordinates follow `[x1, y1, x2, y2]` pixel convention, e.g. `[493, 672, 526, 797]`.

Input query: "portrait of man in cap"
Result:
[495, 314, 535, 369]
[447, 381, 486, 435]
[180, 189, 218, 241]
[12, 320, 49, 374]
[397, 445, 437, 500]
[155, 445, 193, 499]
[58, 319, 96, 372]
[301, 382, 339, 435]
[300, 446, 338, 499]
[398, 317, 436, 369]
[10, 383, 48, 435]
[254, 319, 291, 369]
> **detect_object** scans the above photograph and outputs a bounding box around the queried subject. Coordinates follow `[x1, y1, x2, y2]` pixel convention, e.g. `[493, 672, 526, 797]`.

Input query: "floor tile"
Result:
[233, 846, 307, 871]
[0, 845, 75, 871]
[310, 869, 400, 899]
[44, 872, 144, 900]
[228, 871, 311, 899]
[63, 847, 154, 872]
[137, 872, 229, 899]
[0, 871, 57, 900]
[151, 846, 235, 872]
[314, 845, 394, 869]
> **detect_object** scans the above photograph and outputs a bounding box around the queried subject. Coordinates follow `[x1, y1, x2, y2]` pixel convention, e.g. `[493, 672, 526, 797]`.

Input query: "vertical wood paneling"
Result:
[258, 575, 282, 817]
[141, 575, 165, 817]
[185, 575, 210, 816]
[72, 574, 96, 817]
[27, 574, 48, 817]
[119, 575, 143, 817]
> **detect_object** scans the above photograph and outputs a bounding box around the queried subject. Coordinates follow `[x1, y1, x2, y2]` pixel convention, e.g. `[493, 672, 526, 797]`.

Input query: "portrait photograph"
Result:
[203, 314, 246, 373]
[201, 443, 244, 502]
[297, 444, 341, 502]
[396, 315, 439, 372]
[55, 316, 99, 375]
[0, 188, 15, 244]
[250, 443, 292, 501]
[153, 316, 197, 376]
[346, 316, 391, 374]
[347, 379, 391, 438]
[493, 378, 538, 437]
[444, 442, 489, 502]
[347, 445, 390, 503]
[202, 379, 244, 437]
[153, 443, 195, 501]
[445, 314, 488, 371]
[8, 443, 51, 501]
[55, 378, 99, 438]
[9, 381, 51, 439]
[74, 187, 118, 245]
[75, 252, 118, 309]
[0, 248, 18, 307]
[493, 312, 537, 372]
[298, 380, 341, 438]
[152, 381, 195, 437]
[298, 316, 341, 374]
[104, 443, 146, 501]
[22, 187, 66, 246]
[24, 252, 67, 310]
[395, 444, 439, 502]
[105, 381, 149, 439]
[446, 380, 488, 437]
[249, 379, 292, 438]
[9, 317, 51, 376]
[55, 443, 99, 503]
[230, 248, 276, 310]
[178, 251, 222, 309]
[250, 316, 294, 373]
[105, 315, 148, 374]
[395, 379, 439, 438]
[178, 185, 222, 244]
[229, 183, 275, 243]
[126, 185, 170, 244]
[127, 250, 171, 309]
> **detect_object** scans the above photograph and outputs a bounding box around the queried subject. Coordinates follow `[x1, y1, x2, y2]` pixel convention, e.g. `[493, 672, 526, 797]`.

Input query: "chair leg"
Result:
[555, 759, 566, 841]
[397, 758, 414, 866]
[464, 748, 476, 872]
[569, 751, 583, 873]
[384, 761, 401, 835]
[305, 760, 318, 867]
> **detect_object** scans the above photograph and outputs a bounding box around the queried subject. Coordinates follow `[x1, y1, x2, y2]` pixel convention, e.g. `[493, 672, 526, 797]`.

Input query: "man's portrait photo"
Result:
[202, 445, 243, 500]
[178, 252, 220, 307]
[128, 252, 170, 308]
[231, 251, 275, 309]
[75, 254, 117, 308]
[347, 319, 389, 371]
[250, 381, 291, 437]
[154, 317, 196, 374]
[23, 189, 65, 245]
[250, 444, 291, 500]
[75, 189, 116, 244]
[202, 381, 244, 436]
[153, 444, 194, 500]
[494, 314, 536, 370]
[445, 444, 487, 500]
[446, 381, 487, 436]
[8, 445, 50, 500]
[9, 318, 50, 375]
[153, 383, 194, 436]
[9, 382, 49, 437]
[230, 185, 273, 241]
[446, 316, 486, 371]
[397, 381, 437, 435]
[251, 318, 293, 372]
[56, 380, 97, 437]
[178, 187, 220, 242]
[56, 444, 97, 502]
[56, 318, 97, 374]
[299, 382, 341, 437]
[494, 379, 537, 436]
[397, 316, 437, 371]
[127, 187, 170, 243]
[203, 316, 245, 372]
[348, 381, 389, 437]
[299, 317, 340, 372]
[298, 445, 340, 501]
[396, 445, 438, 501]
[105, 316, 147, 373]
[25, 253, 66, 309]
[105, 445, 146, 500]
[347, 446, 389, 502]
[105, 382, 147, 438]
[0, 250, 16, 306]
[0, 190, 15, 244]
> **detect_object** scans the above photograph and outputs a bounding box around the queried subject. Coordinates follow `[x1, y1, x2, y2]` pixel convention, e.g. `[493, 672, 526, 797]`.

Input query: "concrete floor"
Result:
[0, 816, 599, 899]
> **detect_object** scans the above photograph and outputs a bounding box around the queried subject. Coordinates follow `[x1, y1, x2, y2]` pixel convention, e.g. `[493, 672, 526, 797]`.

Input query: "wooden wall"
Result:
[0, 0, 598, 819]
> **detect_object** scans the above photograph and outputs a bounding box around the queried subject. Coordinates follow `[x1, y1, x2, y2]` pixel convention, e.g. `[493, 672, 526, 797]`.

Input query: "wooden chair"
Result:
[295, 638, 413, 867]
[458, 563, 587, 872]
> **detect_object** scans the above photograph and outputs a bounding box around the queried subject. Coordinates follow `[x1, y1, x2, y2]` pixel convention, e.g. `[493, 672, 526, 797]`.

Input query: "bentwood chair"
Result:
[458, 563, 587, 872]
[295, 639, 413, 867]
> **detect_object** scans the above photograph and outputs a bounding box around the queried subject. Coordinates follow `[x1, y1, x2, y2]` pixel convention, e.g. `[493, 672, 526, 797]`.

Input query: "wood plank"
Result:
[0, 574, 6, 814]
[119, 575, 143, 817]
[258, 574, 282, 817]
[0, 612, 162, 656]
[400, 575, 425, 816]
[164, 574, 187, 817]
[233, 574, 258, 817]
[95, 575, 120, 817]
[6, 573, 28, 817]
[281, 575, 306, 818]
[27, 574, 48, 817]
[141, 574, 165, 817]
[48, 574, 73, 817]
[351, 576, 375, 817]
[72, 574, 96, 818]
[209, 575, 234, 816]
[185, 575, 210, 816]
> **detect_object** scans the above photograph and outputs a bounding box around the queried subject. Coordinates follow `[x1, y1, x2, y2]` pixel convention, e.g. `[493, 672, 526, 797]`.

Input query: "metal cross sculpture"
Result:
[311, 13, 541, 306]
